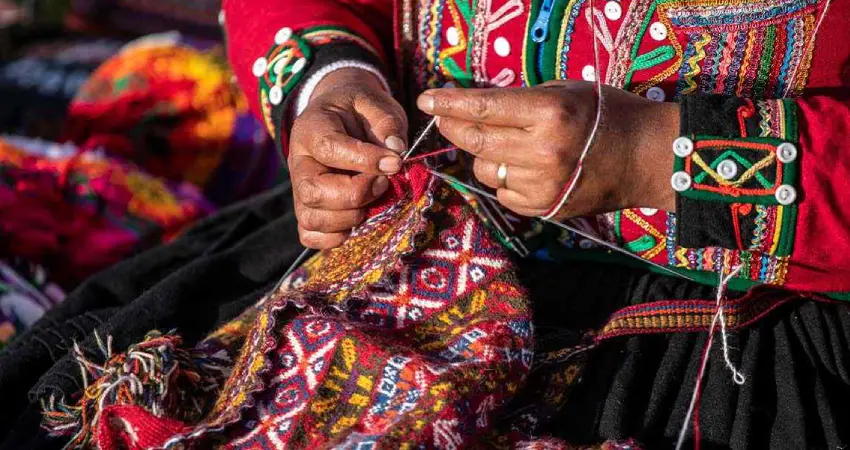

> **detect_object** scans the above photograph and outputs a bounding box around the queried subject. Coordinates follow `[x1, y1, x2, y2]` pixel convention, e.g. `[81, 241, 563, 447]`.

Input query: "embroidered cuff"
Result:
[248, 26, 385, 153]
[673, 95, 799, 257]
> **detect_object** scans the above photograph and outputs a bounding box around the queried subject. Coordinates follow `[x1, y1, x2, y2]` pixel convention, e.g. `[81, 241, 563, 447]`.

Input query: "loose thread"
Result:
[427, 169, 695, 281]
[542, 0, 605, 220]
[675, 265, 745, 450]
[404, 146, 457, 163]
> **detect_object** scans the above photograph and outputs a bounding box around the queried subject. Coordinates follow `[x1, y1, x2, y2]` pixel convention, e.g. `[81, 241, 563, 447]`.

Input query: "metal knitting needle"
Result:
[428, 170, 696, 282]
[401, 117, 439, 161]
[271, 116, 441, 293]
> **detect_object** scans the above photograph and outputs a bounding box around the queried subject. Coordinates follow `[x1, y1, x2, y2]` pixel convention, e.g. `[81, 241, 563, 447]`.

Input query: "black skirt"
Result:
[1, 183, 848, 450]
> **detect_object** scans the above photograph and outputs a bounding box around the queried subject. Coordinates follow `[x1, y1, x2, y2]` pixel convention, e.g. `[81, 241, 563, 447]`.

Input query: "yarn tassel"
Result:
[41, 330, 232, 449]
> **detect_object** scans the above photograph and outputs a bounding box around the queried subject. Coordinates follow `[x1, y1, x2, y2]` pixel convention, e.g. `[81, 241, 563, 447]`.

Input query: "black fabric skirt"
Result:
[1, 183, 848, 450]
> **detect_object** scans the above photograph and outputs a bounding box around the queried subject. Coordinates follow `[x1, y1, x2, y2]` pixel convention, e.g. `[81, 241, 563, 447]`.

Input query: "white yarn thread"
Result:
[294, 60, 391, 116]
[541, 0, 605, 220]
[675, 264, 746, 450]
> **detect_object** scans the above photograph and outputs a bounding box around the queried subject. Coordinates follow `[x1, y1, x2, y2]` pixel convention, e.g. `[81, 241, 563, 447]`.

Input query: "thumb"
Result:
[354, 90, 409, 154]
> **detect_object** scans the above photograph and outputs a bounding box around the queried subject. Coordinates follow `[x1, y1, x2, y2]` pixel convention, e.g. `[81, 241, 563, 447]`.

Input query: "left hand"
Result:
[416, 80, 679, 220]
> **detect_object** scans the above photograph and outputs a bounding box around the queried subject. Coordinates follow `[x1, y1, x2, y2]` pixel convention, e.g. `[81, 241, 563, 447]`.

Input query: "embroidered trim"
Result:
[674, 136, 797, 204]
[255, 27, 381, 138]
[610, 0, 824, 98]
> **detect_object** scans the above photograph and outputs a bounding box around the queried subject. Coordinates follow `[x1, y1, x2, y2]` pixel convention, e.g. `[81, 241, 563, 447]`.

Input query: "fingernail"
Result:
[435, 116, 441, 127]
[384, 135, 406, 153]
[372, 175, 389, 196]
[379, 156, 401, 174]
[417, 93, 434, 113]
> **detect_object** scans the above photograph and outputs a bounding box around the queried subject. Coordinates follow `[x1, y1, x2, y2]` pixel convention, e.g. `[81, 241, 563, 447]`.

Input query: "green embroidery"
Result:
[522, 0, 542, 86]
[540, 0, 571, 81]
[455, 0, 472, 24]
[692, 149, 774, 187]
[628, 46, 676, 75]
[753, 25, 776, 98]
[442, 58, 473, 86]
[625, 235, 657, 253]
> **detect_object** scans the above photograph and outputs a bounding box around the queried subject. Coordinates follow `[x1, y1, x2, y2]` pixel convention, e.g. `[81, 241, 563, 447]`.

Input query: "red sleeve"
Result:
[785, 95, 850, 293]
[221, 0, 393, 123]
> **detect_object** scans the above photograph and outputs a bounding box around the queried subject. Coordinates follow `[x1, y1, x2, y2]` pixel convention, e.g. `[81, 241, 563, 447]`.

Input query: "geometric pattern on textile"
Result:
[147, 164, 533, 449]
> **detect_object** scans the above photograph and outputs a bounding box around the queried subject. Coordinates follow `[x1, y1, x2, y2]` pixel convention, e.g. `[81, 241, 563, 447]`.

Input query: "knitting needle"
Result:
[427, 169, 696, 282]
[401, 117, 439, 161]
[272, 117, 441, 292]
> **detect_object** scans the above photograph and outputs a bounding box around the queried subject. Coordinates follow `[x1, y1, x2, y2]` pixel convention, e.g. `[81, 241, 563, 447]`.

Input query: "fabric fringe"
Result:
[41, 330, 231, 449]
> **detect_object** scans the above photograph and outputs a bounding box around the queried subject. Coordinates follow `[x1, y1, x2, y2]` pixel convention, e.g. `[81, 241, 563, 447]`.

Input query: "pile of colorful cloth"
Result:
[0, 33, 279, 346]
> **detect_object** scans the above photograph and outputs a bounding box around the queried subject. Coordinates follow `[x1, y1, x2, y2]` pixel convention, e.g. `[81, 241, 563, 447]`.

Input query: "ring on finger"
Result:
[496, 163, 509, 189]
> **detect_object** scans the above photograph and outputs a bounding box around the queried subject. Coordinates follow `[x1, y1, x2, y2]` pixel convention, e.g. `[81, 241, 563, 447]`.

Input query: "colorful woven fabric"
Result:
[0, 136, 214, 288]
[44, 164, 538, 449]
[63, 38, 278, 205]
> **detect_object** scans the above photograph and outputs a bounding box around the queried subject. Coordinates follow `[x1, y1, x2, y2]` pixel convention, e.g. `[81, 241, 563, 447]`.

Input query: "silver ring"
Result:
[496, 163, 508, 189]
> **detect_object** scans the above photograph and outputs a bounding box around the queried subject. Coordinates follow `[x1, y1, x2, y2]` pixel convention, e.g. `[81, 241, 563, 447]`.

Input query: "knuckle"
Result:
[464, 123, 490, 155]
[467, 96, 491, 121]
[540, 102, 567, 123]
[312, 134, 337, 161]
[532, 144, 560, 165]
[373, 114, 407, 135]
[296, 178, 322, 207]
[300, 209, 327, 231]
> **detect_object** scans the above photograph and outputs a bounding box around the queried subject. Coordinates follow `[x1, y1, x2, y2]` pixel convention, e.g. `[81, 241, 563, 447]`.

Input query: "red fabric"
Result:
[95, 405, 189, 450]
[786, 95, 850, 292]
[222, 0, 393, 125]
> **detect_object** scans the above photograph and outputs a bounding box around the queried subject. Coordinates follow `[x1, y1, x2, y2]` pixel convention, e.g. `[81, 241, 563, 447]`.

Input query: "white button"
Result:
[673, 137, 694, 157]
[446, 27, 460, 46]
[649, 22, 668, 41]
[671, 171, 692, 192]
[646, 86, 666, 102]
[776, 142, 798, 163]
[582, 65, 596, 81]
[604, 1, 622, 20]
[252, 57, 268, 77]
[775, 185, 797, 205]
[269, 86, 283, 105]
[639, 208, 658, 216]
[579, 239, 595, 249]
[274, 27, 293, 45]
[291, 58, 307, 74]
[218, 10, 225, 26]
[717, 159, 738, 180]
[443, 81, 456, 88]
[493, 37, 511, 57]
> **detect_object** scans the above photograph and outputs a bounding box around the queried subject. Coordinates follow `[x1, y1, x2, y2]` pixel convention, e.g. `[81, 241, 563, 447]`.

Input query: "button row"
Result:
[671, 137, 799, 204]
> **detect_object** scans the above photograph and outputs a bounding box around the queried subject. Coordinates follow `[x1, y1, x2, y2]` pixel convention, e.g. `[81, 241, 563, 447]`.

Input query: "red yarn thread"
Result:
[403, 147, 457, 163]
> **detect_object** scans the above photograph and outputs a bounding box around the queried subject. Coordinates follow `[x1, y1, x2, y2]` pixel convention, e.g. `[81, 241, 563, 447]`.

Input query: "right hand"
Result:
[289, 68, 408, 249]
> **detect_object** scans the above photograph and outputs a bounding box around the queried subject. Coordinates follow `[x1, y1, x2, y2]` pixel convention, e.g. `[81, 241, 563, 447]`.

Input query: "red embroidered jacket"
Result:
[221, 0, 850, 296]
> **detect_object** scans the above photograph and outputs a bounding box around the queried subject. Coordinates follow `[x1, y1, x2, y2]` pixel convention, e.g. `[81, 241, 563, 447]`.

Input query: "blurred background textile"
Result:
[0, 0, 282, 346]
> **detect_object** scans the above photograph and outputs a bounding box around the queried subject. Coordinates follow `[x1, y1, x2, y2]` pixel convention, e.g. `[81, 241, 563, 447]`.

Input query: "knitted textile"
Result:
[43, 164, 546, 448]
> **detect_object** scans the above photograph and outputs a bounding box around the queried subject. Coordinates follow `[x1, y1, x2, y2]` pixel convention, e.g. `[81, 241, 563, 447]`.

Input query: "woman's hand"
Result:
[416, 80, 679, 219]
[289, 68, 407, 249]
